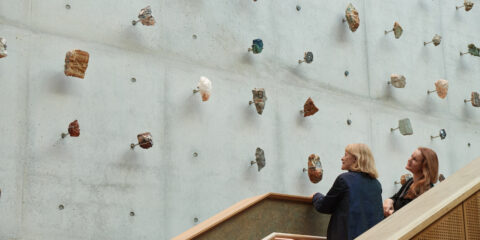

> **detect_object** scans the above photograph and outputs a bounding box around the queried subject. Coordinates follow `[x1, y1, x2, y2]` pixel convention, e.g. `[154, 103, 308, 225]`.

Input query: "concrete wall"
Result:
[1, 0, 479, 239]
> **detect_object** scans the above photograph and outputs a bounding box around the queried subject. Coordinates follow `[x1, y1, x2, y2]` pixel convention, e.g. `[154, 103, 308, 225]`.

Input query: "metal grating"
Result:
[464, 191, 480, 240]
[412, 204, 465, 240]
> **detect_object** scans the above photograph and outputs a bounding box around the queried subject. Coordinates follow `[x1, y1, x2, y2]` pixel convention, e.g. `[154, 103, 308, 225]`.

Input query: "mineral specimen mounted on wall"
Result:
[427, 79, 449, 99]
[298, 51, 313, 64]
[424, 34, 442, 46]
[301, 97, 319, 117]
[132, 6, 156, 26]
[395, 173, 412, 185]
[345, 3, 360, 32]
[61, 120, 80, 138]
[0, 37, 7, 58]
[460, 44, 480, 56]
[131, 132, 153, 149]
[249, 88, 267, 115]
[456, 0, 474, 11]
[64, 49, 89, 79]
[391, 118, 413, 136]
[248, 39, 263, 54]
[439, 174, 445, 182]
[385, 22, 403, 39]
[193, 76, 212, 101]
[465, 91, 480, 107]
[388, 74, 406, 88]
[307, 154, 323, 184]
[250, 147, 266, 172]
[431, 129, 447, 140]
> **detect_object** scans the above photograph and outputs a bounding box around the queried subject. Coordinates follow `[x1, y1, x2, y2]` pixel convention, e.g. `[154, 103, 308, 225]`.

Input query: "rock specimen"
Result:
[467, 44, 480, 56]
[299, 51, 314, 64]
[0, 37, 7, 58]
[68, 120, 80, 137]
[393, 22, 403, 39]
[196, 76, 212, 101]
[307, 154, 323, 184]
[134, 6, 156, 26]
[389, 74, 406, 88]
[64, 49, 89, 79]
[302, 97, 319, 117]
[434, 79, 449, 99]
[391, 118, 413, 136]
[345, 3, 360, 32]
[424, 34, 442, 46]
[251, 147, 266, 172]
[250, 88, 267, 115]
[466, 91, 480, 107]
[249, 39, 263, 54]
[136, 132, 153, 149]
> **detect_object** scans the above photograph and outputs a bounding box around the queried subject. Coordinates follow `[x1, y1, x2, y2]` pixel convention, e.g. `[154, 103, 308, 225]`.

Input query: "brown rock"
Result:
[307, 154, 323, 184]
[471, 91, 480, 107]
[68, 120, 80, 137]
[137, 132, 153, 149]
[0, 37, 7, 58]
[64, 49, 89, 79]
[138, 6, 156, 26]
[303, 97, 318, 117]
[400, 173, 412, 185]
[345, 3, 360, 32]
[465, 1, 474, 11]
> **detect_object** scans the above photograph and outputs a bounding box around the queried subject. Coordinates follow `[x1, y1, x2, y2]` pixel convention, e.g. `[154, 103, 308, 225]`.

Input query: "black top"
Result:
[391, 178, 414, 211]
[313, 171, 383, 240]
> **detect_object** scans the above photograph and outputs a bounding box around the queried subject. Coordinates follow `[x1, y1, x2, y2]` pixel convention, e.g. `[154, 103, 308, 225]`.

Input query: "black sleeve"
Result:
[312, 175, 347, 214]
[391, 179, 410, 202]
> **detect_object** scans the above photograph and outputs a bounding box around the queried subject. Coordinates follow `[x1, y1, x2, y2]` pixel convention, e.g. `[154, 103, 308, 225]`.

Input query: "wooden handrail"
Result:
[262, 232, 326, 240]
[173, 193, 315, 240]
[357, 157, 480, 240]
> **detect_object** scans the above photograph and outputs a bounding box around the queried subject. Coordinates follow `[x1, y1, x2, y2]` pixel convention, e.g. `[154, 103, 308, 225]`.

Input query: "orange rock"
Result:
[64, 50, 89, 79]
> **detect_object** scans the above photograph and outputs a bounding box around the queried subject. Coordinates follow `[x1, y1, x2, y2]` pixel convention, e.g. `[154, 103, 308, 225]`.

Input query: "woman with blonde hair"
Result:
[312, 143, 383, 240]
[383, 147, 439, 217]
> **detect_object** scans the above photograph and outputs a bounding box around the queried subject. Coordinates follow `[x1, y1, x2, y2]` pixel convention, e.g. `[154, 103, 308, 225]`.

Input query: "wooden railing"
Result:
[173, 193, 329, 240]
[357, 157, 480, 240]
[262, 232, 326, 240]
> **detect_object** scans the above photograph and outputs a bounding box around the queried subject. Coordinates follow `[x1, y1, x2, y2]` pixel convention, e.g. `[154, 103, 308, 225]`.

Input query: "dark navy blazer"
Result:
[312, 171, 383, 240]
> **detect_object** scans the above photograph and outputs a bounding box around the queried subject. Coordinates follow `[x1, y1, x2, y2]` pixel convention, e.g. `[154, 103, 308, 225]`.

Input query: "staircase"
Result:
[174, 157, 480, 240]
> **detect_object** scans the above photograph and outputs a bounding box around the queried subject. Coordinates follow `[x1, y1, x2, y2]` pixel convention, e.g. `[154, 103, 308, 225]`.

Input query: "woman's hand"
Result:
[383, 198, 394, 217]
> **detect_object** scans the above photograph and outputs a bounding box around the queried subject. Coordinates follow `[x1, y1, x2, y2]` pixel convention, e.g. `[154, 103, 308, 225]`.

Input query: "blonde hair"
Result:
[345, 143, 379, 179]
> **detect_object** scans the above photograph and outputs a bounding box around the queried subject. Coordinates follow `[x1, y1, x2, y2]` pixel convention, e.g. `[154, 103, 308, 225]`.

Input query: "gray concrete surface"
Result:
[0, 0, 479, 239]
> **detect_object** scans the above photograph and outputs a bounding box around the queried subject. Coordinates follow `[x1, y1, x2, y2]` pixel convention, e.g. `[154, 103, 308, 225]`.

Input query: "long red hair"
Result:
[405, 147, 439, 199]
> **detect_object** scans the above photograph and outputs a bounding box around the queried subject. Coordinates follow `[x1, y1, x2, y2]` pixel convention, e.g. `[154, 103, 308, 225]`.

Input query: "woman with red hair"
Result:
[383, 147, 439, 217]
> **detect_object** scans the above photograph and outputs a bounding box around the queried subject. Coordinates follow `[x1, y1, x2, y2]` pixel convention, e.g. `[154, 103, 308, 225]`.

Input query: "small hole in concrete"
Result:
[131, 77, 136, 83]
[468, 143, 471, 147]
[344, 70, 349, 77]
[58, 204, 64, 210]
[130, 211, 135, 216]
[347, 119, 352, 125]
[194, 217, 199, 223]
[192, 34, 197, 39]
[193, 152, 198, 157]
[296, 5, 301, 11]
[65, 4, 71, 9]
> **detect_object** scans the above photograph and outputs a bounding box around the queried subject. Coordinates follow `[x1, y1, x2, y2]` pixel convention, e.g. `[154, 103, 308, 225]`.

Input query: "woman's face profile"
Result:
[406, 149, 424, 175]
[341, 151, 356, 170]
